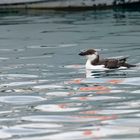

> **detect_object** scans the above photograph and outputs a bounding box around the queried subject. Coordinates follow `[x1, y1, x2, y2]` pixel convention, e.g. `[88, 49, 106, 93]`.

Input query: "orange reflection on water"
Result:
[58, 104, 67, 109]
[77, 114, 118, 121]
[65, 78, 83, 84]
[107, 79, 123, 84]
[79, 97, 89, 101]
[79, 111, 117, 121]
[83, 130, 93, 136]
[79, 86, 109, 91]
[80, 110, 97, 114]
[79, 86, 111, 94]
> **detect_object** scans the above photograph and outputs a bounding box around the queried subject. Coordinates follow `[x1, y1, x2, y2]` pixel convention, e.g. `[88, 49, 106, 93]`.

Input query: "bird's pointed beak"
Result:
[79, 51, 86, 56]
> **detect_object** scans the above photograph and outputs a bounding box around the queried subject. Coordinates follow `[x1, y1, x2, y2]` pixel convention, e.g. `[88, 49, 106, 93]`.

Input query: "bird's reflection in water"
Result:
[86, 69, 127, 78]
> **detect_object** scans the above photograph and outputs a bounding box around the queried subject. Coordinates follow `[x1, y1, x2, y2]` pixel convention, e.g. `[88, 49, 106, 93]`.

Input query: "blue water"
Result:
[0, 10, 140, 140]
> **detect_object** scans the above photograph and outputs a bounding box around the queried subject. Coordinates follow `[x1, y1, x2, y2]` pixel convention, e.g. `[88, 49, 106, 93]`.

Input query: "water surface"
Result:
[0, 10, 140, 140]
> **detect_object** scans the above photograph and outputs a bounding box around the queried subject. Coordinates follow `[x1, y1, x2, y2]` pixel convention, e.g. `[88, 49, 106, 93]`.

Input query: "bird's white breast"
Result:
[86, 60, 107, 70]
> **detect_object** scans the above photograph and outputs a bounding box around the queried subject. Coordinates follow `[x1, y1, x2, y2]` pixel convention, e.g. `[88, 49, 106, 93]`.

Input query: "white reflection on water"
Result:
[0, 131, 12, 139]
[12, 126, 140, 140]
[35, 104, 81, 112]
[0, 96, 45, 105]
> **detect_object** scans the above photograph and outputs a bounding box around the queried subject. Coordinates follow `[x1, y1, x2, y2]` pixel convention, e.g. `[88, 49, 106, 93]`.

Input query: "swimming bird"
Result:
[79, 49, 136, 70]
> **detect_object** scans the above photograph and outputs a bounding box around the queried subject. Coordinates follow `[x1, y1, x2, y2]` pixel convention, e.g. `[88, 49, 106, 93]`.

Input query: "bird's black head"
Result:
[79, 49, 97, 56]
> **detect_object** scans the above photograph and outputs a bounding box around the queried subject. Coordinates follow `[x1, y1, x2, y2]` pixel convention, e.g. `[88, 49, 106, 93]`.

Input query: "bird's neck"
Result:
[85, 55, 100, 69]
[90, 55, 99, 65]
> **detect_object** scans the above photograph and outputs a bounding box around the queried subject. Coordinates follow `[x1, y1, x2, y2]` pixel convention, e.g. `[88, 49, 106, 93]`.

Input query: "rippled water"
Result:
[0, 10, 140, 140]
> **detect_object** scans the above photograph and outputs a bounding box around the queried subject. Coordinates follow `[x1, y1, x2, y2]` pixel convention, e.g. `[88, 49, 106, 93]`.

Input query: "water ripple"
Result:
[0, 96, 45, 105]
[22, 115, 99, 123]
[0, 131, 12, 139]
[35, 104, 81, 112]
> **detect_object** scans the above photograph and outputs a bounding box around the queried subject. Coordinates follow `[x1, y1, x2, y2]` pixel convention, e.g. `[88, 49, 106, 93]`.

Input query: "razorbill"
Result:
[79, 49, 136, 70]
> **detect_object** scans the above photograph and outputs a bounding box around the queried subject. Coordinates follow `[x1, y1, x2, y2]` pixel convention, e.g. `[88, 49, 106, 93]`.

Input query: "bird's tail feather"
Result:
[123, 63, 136, 68]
